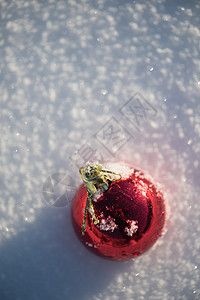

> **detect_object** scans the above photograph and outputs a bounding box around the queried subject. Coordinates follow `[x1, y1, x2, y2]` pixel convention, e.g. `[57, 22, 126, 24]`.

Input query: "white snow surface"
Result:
[0, 0, 200, 299]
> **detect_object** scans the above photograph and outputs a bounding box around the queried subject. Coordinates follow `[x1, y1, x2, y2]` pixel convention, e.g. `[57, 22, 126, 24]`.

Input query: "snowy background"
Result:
[0, 0, 200, 299]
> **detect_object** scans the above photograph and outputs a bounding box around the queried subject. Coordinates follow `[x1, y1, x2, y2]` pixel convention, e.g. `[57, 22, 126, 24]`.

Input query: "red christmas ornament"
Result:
[71, 163, 165, 260]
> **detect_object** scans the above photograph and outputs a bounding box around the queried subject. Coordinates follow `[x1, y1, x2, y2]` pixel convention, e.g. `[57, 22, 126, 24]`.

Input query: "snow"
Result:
[105, 163, 134, 180]
[97, 215, 118, 232]
[124, 220, 138, 236]
[93, 189, 104, 202]
[0, 0, 200, 299]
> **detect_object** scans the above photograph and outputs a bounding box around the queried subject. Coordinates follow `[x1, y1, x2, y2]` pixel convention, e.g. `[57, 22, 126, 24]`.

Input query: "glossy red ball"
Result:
[71, 167, 165, 260]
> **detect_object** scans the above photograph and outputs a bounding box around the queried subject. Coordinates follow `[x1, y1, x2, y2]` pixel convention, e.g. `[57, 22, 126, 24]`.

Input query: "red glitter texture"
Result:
[71, 168, 165, 260]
